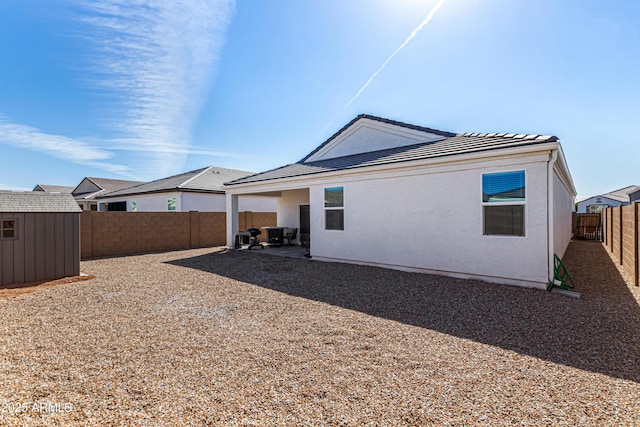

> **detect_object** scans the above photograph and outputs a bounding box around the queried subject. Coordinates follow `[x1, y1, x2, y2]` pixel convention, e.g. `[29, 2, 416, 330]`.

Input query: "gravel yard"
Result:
[1, 240, 639, 425]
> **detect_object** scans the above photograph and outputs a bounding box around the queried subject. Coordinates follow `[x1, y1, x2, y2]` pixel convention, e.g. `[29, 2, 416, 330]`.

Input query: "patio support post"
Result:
[226, 193, 239, 249]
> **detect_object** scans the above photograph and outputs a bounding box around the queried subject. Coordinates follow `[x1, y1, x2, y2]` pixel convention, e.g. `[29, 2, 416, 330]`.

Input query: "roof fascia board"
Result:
[226, 143, 560, 194]
[552, 145, 577, 196]
[95, 188, 224, 199]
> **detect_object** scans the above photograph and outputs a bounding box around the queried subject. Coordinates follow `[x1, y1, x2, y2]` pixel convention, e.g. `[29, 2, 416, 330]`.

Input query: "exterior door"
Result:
[299, 205, 310, 234]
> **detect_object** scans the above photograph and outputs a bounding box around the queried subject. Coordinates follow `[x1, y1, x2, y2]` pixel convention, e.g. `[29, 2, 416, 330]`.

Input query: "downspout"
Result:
[547, 149, 558, 284]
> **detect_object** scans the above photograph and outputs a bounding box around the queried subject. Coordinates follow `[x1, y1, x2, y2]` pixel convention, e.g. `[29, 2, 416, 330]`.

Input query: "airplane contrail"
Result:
[321, 0, 448, 133]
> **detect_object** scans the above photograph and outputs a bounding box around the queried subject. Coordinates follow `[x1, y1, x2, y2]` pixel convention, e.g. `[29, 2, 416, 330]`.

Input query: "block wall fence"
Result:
[80, 211, 276, 259]
[602, 204, 640, 287]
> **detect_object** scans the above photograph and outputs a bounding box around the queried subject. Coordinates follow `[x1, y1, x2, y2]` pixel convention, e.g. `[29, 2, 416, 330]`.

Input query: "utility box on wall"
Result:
[0, 191, 81, 287]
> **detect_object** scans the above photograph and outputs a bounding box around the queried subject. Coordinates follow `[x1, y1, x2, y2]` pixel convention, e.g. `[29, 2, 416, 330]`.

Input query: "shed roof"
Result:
[0, 191, 82, 213]
[226, 115, 559, 186]
[97, 166, 256, 198]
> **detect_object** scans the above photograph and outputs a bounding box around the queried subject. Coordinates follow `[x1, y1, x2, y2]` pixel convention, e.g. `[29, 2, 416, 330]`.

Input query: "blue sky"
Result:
[0, 0, 638, 197]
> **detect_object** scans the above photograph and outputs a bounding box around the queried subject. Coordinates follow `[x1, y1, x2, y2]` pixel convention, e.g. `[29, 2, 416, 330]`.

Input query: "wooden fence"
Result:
[81, 211, 276, 259]
[602, 204, 640, 286]
[574, 213, 602, 240]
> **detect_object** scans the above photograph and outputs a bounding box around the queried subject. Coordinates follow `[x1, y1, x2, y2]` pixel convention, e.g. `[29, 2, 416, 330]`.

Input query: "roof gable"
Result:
[72, 178, 102, 196]
[303, 115, 455, 163]
[72, 177, 145, 200]
[33, 184, 74, 193]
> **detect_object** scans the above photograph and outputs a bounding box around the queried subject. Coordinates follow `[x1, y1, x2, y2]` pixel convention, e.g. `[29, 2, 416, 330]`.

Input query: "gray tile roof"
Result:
[601, 185, 640, 202]
[226, 129, 558, 186]
[33, 184, 75, 193]
[86, 177, 145, 192]
[0, 191, 82, 213]
[97, 166, 256, 198]
[73, 177, 145, 201]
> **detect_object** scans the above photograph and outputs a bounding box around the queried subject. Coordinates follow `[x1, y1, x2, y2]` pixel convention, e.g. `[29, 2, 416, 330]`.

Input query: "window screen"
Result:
[484, 205, 525, 236]
[325, 210, 344, 230]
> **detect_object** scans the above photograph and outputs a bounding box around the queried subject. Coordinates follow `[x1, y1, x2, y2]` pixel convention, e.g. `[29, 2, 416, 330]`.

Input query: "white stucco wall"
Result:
[276, 189, 310, 244]
[552, 170, 575, 259]
[98, 192, 182, 212]
[98, 192, 277, 212]
[307, 154, 552, 289]
[238, 195, 277, 212]
[182, 193, 226, 211]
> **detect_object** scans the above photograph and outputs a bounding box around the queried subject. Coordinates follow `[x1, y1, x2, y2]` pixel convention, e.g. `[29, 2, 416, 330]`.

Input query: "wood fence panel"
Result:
[603, 205, 640, 287]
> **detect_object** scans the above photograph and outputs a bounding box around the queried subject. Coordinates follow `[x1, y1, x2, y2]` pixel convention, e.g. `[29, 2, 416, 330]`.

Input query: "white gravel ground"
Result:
[0, 240, 639, 426]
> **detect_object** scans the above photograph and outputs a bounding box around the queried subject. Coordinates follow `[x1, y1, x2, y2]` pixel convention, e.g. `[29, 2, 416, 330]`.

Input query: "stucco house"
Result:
[224, 114, 576, 290]
[95, 165, 276, 213]
[72, 177, 144, 211]
[576, 185, 640, 213]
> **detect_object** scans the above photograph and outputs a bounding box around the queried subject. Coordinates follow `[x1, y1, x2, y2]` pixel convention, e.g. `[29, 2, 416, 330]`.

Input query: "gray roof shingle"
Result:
[601, 185, 640, 202]
[226, 130, 558, 186]
[97, 166, 256, 198]
[0, 191, 82, 213]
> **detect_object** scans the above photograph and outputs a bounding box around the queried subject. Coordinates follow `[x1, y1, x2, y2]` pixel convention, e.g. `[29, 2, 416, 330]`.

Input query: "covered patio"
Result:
[226, 186, 310, 251]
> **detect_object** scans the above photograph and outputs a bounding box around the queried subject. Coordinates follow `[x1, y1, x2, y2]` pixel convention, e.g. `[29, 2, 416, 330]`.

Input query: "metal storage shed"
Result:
[0, 191, 81, 287]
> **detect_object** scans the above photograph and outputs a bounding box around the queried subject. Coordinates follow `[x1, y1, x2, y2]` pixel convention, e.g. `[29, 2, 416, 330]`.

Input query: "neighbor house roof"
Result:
[97, 166, 256, 198]
[0, 191, 82, 213]
[579, 185, 640, 204]
[226, 114, 559, 186]
[73, 177, 145, 201]
[604, 185, 640, 202]
[33, 184, 75, 193]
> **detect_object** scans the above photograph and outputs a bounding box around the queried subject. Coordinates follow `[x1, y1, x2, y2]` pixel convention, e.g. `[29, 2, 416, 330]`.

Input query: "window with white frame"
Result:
[482, 170, 525, 236]
[324, 187, 344, 230]
[0, 219, 17, 239]
[168, 197, 176, 211]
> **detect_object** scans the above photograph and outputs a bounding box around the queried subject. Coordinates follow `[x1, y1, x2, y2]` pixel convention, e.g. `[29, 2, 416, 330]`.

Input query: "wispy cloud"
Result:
[76, 0, 235, 176]
[101, 139, 247, 159]
[323, 0, 448, 133]
[0, 115, 132, 175]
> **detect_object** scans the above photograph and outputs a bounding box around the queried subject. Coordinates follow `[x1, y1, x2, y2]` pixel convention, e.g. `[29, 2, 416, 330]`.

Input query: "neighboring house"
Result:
[33, 184, 75, 194]
[0, 191, 81, 286]
[72, 177, 144, 211]
[576, 185, 640, 213]
[95, 166, 276, 212]
[630, 188, 640, 204]
[224, 114, 576, 290]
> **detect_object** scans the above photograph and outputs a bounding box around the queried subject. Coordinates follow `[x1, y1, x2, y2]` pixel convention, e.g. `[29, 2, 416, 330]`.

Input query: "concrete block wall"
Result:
[81, 211, 276, 259]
